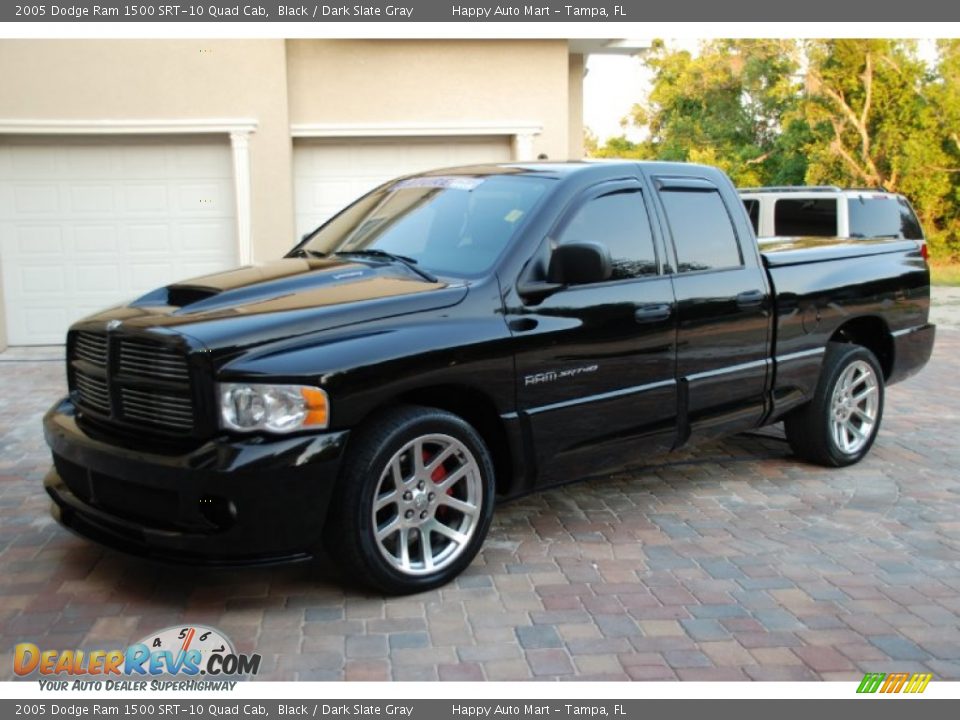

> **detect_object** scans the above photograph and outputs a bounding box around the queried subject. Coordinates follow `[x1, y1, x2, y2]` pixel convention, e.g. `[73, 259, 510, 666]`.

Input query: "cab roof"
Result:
[414, 160, 722, 181]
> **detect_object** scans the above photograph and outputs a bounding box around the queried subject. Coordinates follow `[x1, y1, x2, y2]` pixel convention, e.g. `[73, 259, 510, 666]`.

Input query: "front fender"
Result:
[217, 315, 517, 429]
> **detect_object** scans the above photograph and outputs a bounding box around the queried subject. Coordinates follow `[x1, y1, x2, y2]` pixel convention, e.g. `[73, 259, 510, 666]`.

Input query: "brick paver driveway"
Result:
[1, 314, 958, 682]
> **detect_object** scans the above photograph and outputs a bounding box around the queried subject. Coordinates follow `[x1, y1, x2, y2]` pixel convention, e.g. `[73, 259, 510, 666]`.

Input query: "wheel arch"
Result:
[354, 384, 516, 499]
[829, 315, 894, 380]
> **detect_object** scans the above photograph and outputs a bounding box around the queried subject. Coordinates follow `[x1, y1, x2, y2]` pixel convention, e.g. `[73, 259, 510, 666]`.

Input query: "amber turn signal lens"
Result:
[301, 387, 329, 427]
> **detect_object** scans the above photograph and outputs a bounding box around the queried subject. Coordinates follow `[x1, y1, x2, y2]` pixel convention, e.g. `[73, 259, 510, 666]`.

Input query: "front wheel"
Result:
[784, 342, 885, 467]
[326, 405, 495, 594]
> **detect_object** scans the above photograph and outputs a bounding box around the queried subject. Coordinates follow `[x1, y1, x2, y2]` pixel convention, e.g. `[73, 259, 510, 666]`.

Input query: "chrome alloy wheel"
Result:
[829, 359, 880, 455]
[371, 433, 483, 576]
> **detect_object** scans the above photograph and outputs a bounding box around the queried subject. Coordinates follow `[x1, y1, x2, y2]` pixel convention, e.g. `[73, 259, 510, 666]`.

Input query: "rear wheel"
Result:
[326, 406, 495, 594]
[784, 342, 885, 467]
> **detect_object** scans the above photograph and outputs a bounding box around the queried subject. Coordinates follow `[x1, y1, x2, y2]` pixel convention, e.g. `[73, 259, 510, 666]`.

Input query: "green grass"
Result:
[930, 263, 960, 287]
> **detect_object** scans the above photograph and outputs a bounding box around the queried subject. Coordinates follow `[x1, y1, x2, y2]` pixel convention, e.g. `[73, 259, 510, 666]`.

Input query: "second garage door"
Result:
[293, 137, 513, 238]
[0, 136, 238, 345]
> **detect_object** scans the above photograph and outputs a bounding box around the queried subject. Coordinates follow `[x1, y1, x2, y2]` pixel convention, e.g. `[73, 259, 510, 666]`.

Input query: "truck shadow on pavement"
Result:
[39, 428, 796, 601]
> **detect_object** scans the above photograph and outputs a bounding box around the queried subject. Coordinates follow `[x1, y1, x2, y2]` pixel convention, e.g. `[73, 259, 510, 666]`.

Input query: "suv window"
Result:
[848, 196, 924, 239]
[660, 188, 743, 273]
[742, 199, 760, 234]
[557, 188, 658, 280]
[774, 198, 838, 237]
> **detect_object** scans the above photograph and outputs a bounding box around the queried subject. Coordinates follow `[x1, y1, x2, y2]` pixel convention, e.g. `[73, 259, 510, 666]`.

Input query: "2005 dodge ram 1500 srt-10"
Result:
[43, 161, 935, 593]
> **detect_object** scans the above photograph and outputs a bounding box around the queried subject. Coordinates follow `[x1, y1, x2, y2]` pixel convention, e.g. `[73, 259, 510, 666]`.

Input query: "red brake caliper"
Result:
[424, 449, 452, 520]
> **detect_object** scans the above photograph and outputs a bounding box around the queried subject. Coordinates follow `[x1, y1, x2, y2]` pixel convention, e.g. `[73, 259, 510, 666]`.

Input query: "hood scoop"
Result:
[130, 283, 222, 308]
[165, 285, 222, 307]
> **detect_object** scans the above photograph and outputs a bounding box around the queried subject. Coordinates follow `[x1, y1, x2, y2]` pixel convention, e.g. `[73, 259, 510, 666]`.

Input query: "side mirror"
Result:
[548, 242, 612, 285]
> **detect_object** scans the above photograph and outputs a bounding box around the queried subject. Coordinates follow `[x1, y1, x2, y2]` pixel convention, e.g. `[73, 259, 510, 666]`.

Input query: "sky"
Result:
[583, 53, 650, 143]
[583, 40, 701, 144]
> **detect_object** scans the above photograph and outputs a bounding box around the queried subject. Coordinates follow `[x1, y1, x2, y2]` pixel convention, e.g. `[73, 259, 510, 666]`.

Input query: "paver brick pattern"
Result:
[0, 326, 957, 681]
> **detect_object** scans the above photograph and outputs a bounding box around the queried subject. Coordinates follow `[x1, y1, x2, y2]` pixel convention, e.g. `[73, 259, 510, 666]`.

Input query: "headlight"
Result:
[218, 383, 329, 433]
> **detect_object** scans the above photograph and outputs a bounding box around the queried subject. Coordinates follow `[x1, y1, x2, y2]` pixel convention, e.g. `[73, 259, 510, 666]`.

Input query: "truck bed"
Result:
[759, 236, 921, 267]
[761, 234, 930, 425]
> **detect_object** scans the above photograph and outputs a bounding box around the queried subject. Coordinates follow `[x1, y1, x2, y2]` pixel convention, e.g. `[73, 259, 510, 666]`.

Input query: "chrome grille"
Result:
[118, 338, 190, 382]
[74, 332, 108, 367]
[69, 330, 197, 435]
[120, 388, 194, 432]
[74, 369, 110, 413]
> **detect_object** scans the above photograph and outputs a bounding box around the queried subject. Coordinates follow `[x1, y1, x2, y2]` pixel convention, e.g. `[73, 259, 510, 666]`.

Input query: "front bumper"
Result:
[43, 398, 349, 565]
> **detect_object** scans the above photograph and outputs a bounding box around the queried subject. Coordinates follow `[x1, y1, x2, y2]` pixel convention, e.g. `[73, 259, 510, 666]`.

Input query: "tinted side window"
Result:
[848, 197, 924, 240]
[742, 199, 760, 235]
[774, 198, 838, 237]
[660, 189, 743, 273]
[558, 189, 657, 280]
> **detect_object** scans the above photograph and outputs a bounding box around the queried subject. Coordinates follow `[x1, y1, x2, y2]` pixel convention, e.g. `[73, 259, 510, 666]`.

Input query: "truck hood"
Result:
[79, 258, 468, 353]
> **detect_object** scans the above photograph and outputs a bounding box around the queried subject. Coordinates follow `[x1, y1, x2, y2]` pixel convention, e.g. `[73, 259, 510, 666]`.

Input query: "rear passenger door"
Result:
[650, 175, 772, 444]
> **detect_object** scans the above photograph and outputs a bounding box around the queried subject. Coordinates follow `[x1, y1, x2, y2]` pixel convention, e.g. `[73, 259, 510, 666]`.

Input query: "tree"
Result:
[936, 39, 960, 160]
[802, 40, 957, 257]
[597, 39, 807, 187]
[588, 38, 960, 262]
[928, 40, 960, 258]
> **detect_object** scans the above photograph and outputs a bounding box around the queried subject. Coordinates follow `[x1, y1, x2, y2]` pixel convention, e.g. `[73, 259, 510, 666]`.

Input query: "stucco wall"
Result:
[0, 39, 579, 348]
[0, 39, 295, 349]
[0, 39, 296, 258]
[286, 39, 570, 160]
[568, 53, 586, 159]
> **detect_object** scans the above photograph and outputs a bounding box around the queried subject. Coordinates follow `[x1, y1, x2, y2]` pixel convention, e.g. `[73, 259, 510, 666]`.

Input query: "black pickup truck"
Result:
[43, 161, 935, 593]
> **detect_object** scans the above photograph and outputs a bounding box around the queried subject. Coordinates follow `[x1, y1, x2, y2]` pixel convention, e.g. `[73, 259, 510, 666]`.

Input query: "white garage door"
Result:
[293, 137, 513, 238]
[0, 136, 237, 345]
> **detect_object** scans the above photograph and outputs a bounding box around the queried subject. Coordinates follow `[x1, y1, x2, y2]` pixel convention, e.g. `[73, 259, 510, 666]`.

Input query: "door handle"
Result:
[736, 289, 766, 308]
[634, 304, 672, 324]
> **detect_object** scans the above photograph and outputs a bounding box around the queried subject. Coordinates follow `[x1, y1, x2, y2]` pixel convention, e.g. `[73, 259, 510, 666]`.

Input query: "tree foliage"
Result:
[590, 39, 960, 261]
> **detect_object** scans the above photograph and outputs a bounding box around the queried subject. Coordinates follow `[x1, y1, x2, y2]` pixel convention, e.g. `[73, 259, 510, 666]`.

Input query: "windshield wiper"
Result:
[288, 247, 328, 259]
[335, 249, 438, 283]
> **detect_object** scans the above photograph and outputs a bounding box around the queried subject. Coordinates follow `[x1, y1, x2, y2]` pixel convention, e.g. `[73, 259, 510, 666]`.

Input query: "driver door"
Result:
[506, 180, 678, 487]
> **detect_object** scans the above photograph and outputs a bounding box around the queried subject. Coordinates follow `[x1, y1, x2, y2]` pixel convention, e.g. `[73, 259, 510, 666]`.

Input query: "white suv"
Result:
[738, 186, 928, 258]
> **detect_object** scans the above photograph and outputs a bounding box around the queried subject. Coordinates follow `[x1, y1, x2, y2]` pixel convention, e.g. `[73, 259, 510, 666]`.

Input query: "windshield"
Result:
[297, 175, 551, 277]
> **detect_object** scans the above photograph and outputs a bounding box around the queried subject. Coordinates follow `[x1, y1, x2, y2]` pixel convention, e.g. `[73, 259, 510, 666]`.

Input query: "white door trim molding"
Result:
[0, 118, 258, 135]
[0, 119, 257, 264]
[290, 122, 543, 161]
[228, 131, 253, 265]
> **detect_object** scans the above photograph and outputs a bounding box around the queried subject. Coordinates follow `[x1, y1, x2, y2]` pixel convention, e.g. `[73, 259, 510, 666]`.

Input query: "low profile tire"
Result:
[326, 405, 496, 594]
[784, 342, 885, 467]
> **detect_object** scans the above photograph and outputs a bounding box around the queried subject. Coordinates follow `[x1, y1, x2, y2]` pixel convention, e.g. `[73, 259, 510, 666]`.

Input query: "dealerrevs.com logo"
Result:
[14, 625, 260, 691]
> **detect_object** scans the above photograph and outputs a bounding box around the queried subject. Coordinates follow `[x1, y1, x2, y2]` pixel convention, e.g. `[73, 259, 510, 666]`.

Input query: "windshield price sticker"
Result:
[393, 176, 484, 191]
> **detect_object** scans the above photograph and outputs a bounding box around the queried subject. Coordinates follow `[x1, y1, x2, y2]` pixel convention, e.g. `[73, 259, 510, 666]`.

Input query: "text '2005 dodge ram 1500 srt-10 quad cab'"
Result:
[43, 161, 935, 593]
